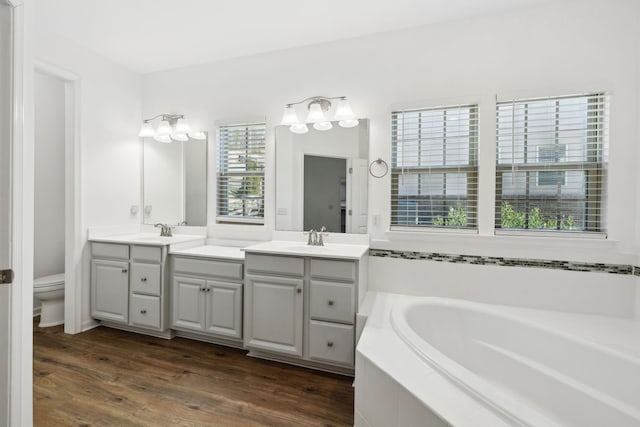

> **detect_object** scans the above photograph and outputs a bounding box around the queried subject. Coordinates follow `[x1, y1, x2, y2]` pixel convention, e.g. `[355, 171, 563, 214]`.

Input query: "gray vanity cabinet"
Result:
[91, 242, 170, 337]
[171, 256, 244, 342]
[244, 252, 359, 373]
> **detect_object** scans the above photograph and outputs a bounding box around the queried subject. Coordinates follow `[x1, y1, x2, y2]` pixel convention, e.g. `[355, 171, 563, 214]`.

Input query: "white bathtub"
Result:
[387, 297, 640, 427]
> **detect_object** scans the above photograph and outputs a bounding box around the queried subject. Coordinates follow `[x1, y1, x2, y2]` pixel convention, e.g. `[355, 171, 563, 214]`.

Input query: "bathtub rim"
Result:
[390, 296, 640, 427]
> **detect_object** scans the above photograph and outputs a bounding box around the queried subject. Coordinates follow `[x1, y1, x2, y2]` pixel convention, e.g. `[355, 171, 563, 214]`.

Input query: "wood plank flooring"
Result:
[34, 319, 354, 427]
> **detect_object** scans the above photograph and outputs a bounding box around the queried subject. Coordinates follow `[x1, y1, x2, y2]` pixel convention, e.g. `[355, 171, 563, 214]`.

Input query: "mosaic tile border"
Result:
[370, 249, 639, 276]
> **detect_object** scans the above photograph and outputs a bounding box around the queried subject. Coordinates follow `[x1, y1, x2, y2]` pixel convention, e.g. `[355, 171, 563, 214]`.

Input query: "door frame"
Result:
[34, 60, 82, 334]
[7, 0, 33, 425]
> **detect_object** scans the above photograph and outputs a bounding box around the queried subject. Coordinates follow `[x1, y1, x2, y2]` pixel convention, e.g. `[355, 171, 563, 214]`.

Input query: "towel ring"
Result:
[369, 158, 389, 178]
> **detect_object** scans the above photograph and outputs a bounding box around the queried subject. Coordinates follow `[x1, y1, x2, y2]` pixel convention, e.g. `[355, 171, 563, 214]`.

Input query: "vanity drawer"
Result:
[309, 280, 354, 324]
[131, 262, 161, 296]
[173, 257, 243, 281]
[310, 259, 356, 282]
[308, 320, 354, 366]
[130, 294, 161, 329]
[132, 245, 162, 263]
[245, 254, 304, 277]
[92, 242, 129, 260]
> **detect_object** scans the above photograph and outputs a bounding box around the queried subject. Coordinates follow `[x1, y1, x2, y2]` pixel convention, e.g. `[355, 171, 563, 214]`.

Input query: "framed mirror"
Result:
[275, 120, 369, 233]
[143, 134, 207, 226]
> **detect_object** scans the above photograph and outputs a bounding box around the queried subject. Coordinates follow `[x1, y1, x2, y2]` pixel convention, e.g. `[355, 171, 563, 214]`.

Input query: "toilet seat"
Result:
[34, 273, 65, 288]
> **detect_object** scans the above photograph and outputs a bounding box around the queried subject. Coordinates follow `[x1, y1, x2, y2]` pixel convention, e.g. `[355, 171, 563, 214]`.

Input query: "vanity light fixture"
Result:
[280, 96, 359, 134]
[138, 113, 206, 143]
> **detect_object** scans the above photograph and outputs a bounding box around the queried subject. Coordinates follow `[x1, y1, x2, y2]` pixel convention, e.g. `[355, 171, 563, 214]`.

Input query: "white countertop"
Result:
[169, 245, 245, 261]
[243, 240, 369, 259]
[89, 233, 206, 246]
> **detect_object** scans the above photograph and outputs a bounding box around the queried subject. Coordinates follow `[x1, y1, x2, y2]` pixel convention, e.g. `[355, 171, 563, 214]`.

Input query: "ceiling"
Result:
[35, 0, 554, 74]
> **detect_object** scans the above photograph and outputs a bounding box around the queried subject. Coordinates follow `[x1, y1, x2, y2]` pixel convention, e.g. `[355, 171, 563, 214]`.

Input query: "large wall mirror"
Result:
[143, 135, 207, 226]
[275, 120, 369, 234]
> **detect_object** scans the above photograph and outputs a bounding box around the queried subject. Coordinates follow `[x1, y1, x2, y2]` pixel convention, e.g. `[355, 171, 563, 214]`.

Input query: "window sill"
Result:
[495, 229, 607, 240]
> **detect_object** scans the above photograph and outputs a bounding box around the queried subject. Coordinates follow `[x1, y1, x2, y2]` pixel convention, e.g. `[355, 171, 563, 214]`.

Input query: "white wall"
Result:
[142, 0, 639, 254]
[34, 32, 142, 327]
[34, 71, 65, 279]
[141, 0, 640, 316]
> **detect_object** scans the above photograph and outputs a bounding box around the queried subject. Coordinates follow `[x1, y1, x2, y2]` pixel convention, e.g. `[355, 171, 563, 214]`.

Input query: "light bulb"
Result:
[138, 122, 155, 138]
[290, 123, 309, 134]
[334, 98, 356, 121]
[306, 102, 326, 123]
[313, 121, 333, 131]
[156, 120, 172, 137]
[280, 105, 300, 126]
[174, 118, 191, 134]
[153, 134, 172, 143]
[172, 132, 189, 142]
[338, 119, 359, 128]
[188, 131, 207, 140]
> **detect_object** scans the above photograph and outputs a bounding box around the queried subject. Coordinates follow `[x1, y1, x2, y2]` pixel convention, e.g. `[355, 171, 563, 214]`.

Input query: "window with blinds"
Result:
[216, 123, 265, 224]
[495, 93, 608, 234]
[391, 105, 478, 230]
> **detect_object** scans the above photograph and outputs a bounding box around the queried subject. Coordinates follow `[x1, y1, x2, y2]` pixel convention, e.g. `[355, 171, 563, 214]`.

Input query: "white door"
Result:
[0, 2, 13, 424]
[347, 158, 368, 233]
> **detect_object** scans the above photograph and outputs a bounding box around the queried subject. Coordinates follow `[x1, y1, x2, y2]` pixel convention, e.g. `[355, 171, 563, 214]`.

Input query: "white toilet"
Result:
[34, 273, 65, 327]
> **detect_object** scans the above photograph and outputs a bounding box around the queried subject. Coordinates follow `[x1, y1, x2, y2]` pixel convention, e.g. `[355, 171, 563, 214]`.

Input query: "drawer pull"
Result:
[296, 288, 302, 294]
[141, 277, 147, 282]
[122, 268, 128, 273]
[140, 309, 147, 314]
[327, 300, 334, 306]
[326, 341, 334, 348]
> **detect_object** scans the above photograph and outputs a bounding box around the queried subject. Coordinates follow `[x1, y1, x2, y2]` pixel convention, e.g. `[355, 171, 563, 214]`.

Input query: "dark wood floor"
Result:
[33, 319, 354, 426]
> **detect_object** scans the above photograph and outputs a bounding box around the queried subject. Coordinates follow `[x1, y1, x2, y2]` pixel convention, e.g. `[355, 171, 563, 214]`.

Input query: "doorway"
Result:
[303, 155, 347, 233]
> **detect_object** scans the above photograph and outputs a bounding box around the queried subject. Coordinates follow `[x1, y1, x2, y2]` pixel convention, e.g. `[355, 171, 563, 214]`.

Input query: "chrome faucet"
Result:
[154, 223, 173, 237]
[307, 229, 317, 246]
[306, 226, 327, 246]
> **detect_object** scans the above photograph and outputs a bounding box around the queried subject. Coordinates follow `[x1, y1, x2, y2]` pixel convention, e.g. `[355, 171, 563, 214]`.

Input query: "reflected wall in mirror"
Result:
[143, 135, 207, 226]
[275, 120, 369, 233]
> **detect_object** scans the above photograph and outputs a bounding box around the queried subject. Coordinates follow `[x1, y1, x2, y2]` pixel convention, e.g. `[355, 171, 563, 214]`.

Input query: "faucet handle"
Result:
[318, 226, 328, 246]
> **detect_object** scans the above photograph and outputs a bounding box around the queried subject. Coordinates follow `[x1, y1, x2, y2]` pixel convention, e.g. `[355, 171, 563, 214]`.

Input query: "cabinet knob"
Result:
[122, 268, 128, 273]
[200, 288, 205, 292]
[141, 277, 147, 282]
[206, 288, 211, 292]
[140, 309, 147, 314]
[327, 300, 334, 306]
[296, 288, 302, 294]
[327, 341, 334, 348]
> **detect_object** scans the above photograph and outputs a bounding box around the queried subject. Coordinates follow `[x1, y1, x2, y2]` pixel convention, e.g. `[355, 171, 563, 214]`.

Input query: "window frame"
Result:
[494, 93, 607, 236]
[390, 104, 479, 231]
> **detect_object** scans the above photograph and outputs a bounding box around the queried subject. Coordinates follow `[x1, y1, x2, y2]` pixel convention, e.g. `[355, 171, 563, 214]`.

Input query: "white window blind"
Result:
[391, 105, 479, 229]
[495, 93, 608, 234]
[216, 123, 265, 224]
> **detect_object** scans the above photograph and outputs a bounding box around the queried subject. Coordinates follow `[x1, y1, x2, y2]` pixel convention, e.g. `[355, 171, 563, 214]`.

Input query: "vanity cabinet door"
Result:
[172, 276, 206, 331]
[91, 259, 129, 323]
[204, 280, 242, 339]
[245, 274, 303, 357]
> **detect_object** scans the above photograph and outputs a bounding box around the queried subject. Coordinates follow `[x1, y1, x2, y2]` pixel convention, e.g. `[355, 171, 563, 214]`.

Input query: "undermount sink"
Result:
[135, 236, 173, 243]
[284, 244, 331, 251]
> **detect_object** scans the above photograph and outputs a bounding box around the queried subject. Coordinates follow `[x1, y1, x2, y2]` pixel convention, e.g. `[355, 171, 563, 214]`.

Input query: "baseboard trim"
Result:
[81, 319, 101, 332]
